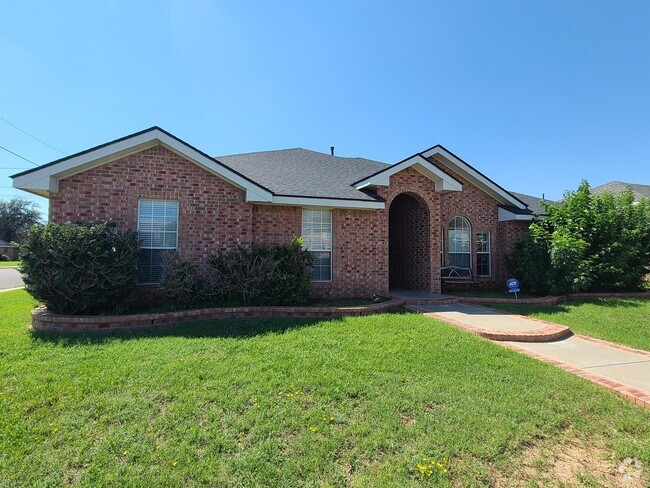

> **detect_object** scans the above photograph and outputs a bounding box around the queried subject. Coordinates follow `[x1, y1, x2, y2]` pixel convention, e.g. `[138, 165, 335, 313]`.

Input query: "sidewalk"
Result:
[0, 268, 24, 290]
[413, 302, 650, 409]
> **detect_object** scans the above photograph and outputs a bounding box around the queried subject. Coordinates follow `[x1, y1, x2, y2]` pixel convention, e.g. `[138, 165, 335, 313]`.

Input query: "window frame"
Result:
[476, 230, 491, 276]
[137, 198, 179, 284]
[448, 216, 471, 269]
[301, 208, 333, 282]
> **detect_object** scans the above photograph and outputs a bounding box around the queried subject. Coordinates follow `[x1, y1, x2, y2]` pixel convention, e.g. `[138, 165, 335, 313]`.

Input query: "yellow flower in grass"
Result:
[309, 426, 318, 432]
[122, 450, 128, 455]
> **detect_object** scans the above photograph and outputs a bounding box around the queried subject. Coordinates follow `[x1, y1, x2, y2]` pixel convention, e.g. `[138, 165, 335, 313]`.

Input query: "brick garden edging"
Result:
[31, 299, 405, 333]
[457, 291, 650, 305]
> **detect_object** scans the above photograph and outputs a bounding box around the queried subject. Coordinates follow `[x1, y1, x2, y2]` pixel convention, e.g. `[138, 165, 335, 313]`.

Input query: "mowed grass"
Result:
[489, 298, 650, 352]
[1, 291, 649, 486]
[0, 260, 19, 268]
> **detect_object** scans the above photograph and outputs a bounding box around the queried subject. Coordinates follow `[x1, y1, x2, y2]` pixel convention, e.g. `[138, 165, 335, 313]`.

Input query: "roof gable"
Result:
[353, 154, 463, 193]
[11, 127, 274, 202]
[421, 145, 528, 209]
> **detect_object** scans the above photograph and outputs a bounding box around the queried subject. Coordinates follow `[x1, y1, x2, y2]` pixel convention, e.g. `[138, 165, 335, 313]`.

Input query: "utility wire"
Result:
[0, 117, 66, 155]
[0, 144, 39, 166]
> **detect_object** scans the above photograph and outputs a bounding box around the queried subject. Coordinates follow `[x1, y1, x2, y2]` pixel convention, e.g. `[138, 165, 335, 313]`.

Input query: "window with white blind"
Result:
[448, 216, 471, 268]
[302, 209, 332, 282]
[476, 231, 491, 276]
[138, 199, 179, 284]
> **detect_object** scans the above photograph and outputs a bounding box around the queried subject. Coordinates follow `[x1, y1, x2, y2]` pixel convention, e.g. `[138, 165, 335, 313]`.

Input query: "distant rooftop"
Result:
[591, 181, 650, 202]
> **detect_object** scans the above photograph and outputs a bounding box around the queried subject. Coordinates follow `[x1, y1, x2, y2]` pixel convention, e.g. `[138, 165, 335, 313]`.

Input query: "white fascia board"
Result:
[422, 146, 527, 209]
[12, 129, 273, 203]
[498, 207, 535, 221]
[354, 154, 462, 192]
[271, 195, 385, 209]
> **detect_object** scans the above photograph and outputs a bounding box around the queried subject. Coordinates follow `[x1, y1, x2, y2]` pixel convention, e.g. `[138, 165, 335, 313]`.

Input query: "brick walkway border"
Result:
[31, 299, 405, 333]
[413, 302, 650, 410]
[500, 341, 650, 410]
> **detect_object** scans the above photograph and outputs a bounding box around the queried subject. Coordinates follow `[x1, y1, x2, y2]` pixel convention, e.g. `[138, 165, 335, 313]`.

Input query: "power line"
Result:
[0, 144, 39, 166]
[0, 117, 66, 155]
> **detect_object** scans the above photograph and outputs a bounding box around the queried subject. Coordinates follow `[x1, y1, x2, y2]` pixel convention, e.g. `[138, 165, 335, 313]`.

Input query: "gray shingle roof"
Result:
[216, 148, 389, 201]
[591, 181, 650, 202]
[508, 191, 552, 215]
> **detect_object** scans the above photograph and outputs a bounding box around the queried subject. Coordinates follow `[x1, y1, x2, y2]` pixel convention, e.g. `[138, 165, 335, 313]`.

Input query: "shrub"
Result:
[210, 237, 313, 305]
[20, 222, 140, 314]
[160, 250, 226, 307]
[507, 181, 650, 294]
[0, 254, 9, 262]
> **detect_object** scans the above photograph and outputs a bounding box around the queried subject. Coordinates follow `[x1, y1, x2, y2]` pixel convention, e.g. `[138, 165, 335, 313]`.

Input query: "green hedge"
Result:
[20, 222, 140, 314]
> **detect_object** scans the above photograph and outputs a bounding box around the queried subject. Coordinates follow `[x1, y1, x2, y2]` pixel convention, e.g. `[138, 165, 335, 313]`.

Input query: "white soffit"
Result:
[498, 207, 534, 221]
[422, 146, 527, 209]
[354, 154, 462, 193]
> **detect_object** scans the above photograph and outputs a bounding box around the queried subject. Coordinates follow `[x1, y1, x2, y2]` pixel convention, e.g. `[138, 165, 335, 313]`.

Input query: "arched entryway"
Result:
[389, 193, 431, 291]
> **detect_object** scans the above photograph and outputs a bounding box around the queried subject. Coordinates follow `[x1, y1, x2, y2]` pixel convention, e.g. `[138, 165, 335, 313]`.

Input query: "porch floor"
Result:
[388, 288, 452, 301]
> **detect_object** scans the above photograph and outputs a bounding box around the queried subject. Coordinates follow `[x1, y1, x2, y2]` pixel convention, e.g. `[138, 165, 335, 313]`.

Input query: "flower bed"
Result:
[31, 299, 404, 333]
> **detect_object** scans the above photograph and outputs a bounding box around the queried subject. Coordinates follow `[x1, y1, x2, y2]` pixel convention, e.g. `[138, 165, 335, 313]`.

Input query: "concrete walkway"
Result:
[412, 303, 570, 341]
[0, 268, 23, 290]
[415, 302, 650, 409]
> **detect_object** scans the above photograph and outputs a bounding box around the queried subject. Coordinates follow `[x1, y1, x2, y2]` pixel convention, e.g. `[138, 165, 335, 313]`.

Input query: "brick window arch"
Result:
[448, 216, 471, 268]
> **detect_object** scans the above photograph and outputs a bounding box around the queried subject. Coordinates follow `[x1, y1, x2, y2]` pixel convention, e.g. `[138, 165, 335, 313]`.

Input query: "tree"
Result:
[507, 181, 650, 294]
[0, 197, 42, 243]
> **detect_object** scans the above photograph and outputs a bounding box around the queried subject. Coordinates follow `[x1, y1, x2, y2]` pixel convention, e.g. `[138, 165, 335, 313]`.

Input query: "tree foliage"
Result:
[20, 222, 140, 314]
[0, 197, 41, 243]
[507, 181, 650, 295]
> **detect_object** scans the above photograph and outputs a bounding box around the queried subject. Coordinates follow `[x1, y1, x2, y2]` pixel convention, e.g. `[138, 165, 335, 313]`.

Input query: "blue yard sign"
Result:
[506, 278, 520, 298]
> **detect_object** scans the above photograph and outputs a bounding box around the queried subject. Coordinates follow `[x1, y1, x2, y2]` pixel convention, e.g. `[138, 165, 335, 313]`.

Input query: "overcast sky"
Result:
[1, 0, 649, 217]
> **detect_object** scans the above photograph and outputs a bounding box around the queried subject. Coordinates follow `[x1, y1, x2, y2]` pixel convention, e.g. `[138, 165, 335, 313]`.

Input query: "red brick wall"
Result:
[497, 220, 531, 281]
[432, 157, 510, 287]
[50, 145, 253, 271]
[49, 145, 530, 299]
[251, 205, 301, 245]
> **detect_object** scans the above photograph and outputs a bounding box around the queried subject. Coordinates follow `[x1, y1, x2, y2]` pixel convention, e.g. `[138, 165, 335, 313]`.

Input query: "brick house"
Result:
[12, 127, 536, 297]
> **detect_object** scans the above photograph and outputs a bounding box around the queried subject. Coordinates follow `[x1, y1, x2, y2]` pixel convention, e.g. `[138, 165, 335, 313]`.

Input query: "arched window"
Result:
[448, 216, 471, 268]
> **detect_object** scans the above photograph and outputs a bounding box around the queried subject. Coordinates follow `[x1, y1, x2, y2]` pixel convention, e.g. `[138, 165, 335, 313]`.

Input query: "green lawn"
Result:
[1, 290, 649, 486]
[489, 298, 650, 352]
[0, 260, 19, 268]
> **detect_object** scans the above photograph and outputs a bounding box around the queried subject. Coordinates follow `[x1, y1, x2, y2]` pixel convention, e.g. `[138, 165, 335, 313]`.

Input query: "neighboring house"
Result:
[0, 240, 19, 260]
[591, 181, 650, 203]
[11, 127, 536, 297]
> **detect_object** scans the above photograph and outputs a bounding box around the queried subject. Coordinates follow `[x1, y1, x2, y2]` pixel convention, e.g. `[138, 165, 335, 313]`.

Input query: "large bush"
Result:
[507, 181, 650, 295]
[160, 250, 226, 307]
[20, 222, 140, 314]
[210, 237, 313, 305]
